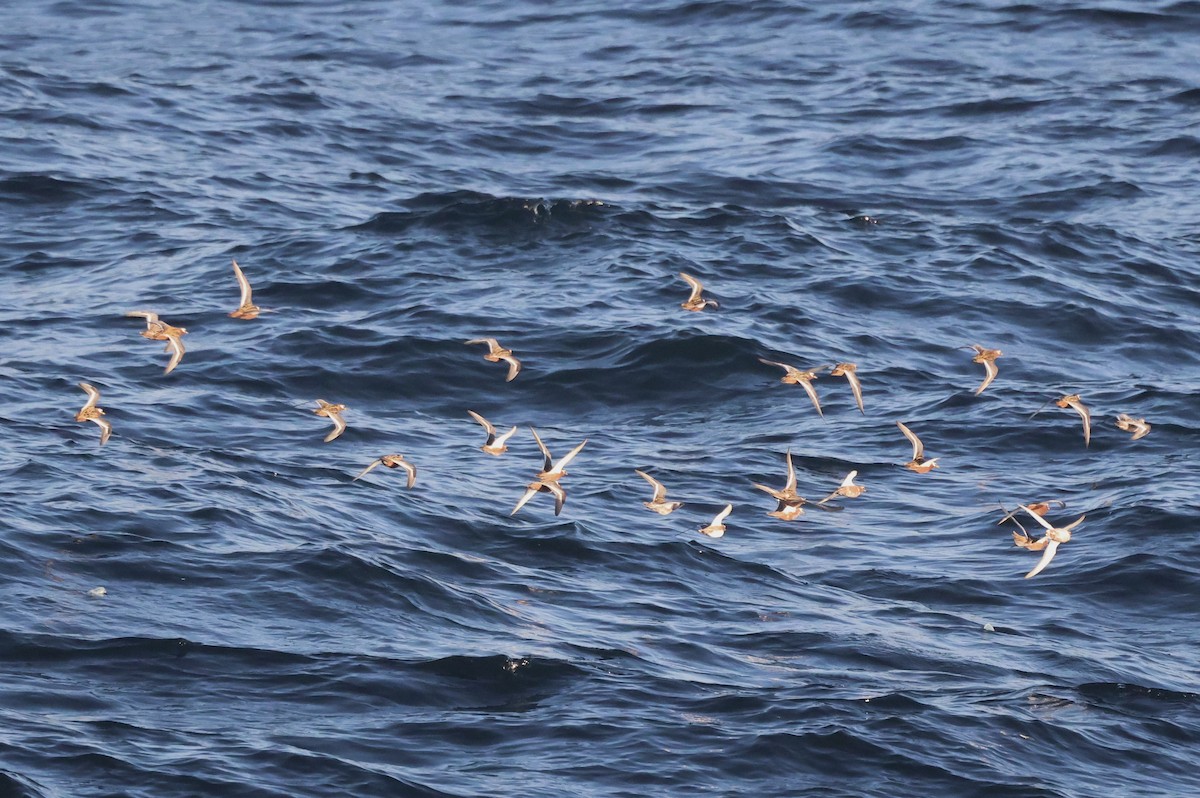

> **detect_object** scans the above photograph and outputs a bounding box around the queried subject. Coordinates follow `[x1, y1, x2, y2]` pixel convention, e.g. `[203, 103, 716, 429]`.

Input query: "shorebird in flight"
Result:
[817, 470, 866, 505]
[897, 421, 939, 473]
[511, 428, 586, 516]
[467, 410, 517, 455]
[1115, 413, 1150, 441]
[1054, 394, 1092, 447]
[829, 362, 864, 413]
[354, 454, 416, 487]
[126, 311, 188, 374]
[512, 479, 567, 517]
[634, 469, 684, 515]
[465, 338, 522, 382]
[229, 259, 262, 319]
[313, 399, 348, 442]
[529, 427, 587, 483]
[74, 382, 112, 446]
[753, 449, 807, 520]
[698, 504, 733, 537]
[758, 358, 827, 417]
[679, 272, 718, 311]
[1012, 504, 1085, 578]
[967, 344, 1002, 395]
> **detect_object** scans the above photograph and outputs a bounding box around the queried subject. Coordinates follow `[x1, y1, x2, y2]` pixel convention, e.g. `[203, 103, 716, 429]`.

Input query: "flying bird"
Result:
[679, 272, 718, 311]
[74, 382, 112, 446]
[313, 399, 348, 442]
[698, 504, 733, 537]
[753, 449, 808, 520]
[817, 470, 866, 505]
[1115, 413, 1150, 441]
[126, 311, 188, 374]
[512, 480, 567, 517]
[968, 345, 1002, 395]
[829, 362, 864, 413]
[467, 410, 518, 455]
[229, 259, 261, 319]
[758, 358, 827, 417]
[1054, 394, 1092, 447]
[1013, 504, 1085, 578]
[634, 469, 684, 515]
[529, 427, 587, 483]
[465, 338, 522, 382]
[354, 454, 416, 487]
[897, 421, 939, 473]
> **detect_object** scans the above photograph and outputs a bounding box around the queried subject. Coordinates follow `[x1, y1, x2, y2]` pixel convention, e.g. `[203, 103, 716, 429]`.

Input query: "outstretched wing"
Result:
[679, 272, 704, 302]
[324, 410, 347, 442]
[164, 334, 186, 375]
[529, 426, 553, 472]
[1072, 401, 1091, 447]
[396, 459, 417, 489]
[92, 416, 112, 446]
[1018, 504, 1056, 531]
[78, 382, 101, 410]
[468, 410, 497, 444]
[636, 469, 668, 502]
[1024, 539, 1060, 579]
[353, 459, 384, 481]
[976, 358, 998, 395]
[501, 354, 521, 382]
[800, 379, 823, 418]
[845, 369, 865, 413]
[232, 259, 253, 307]
[549, 439, 587, 475]
[897, 422, 924, 461]
[512, 484, 541, 516]
[465, 337, 502, 354]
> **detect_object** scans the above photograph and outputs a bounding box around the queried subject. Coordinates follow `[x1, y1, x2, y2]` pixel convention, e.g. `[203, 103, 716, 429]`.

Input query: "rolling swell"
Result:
[2, 0, 1200, 796]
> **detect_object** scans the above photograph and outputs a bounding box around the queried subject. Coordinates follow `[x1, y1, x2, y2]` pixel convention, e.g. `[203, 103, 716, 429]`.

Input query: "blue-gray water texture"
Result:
[2, 1, 1199, 796]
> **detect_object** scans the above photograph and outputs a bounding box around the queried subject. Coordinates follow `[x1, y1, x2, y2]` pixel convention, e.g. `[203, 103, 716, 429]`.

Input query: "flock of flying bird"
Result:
[72, 265, 1154, 579]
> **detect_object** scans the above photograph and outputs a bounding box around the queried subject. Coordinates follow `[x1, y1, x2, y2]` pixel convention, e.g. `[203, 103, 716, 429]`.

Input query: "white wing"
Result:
[232, 259, 253, 307]
[512, 484, 541, 515]
[1018, 504, 1056, 531]
[78, 382, 101, 410]
[501, 354, 521, 382]
[125, 310, 160, 325]
[324, 411, 347, 442]
[845, 370, 865, 413]
[468, 410, 496, 441]
[466, 337, 503, 354]
[897, 422, 924, 461]
[799, 379, 823, 417]
[549, 439, 587, 475]
[976, 359, 998, 395]
[840, 470, 858, 488]
[353, 459, 383, 481]
[396, 459, 416, 489]
[1024, 539, 1060, 578]
[635, 469, 668, 502]
[164, 335, 185, 375]
[529, 426, 553, 471]
[91, 416, 112, 446]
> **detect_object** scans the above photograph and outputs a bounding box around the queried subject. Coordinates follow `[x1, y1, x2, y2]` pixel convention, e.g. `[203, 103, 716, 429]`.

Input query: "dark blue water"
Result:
[3, 1, 1200, 795]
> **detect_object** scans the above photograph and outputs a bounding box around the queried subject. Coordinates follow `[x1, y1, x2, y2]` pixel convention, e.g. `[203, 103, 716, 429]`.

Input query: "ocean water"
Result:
[2, 1, 1199, 796]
